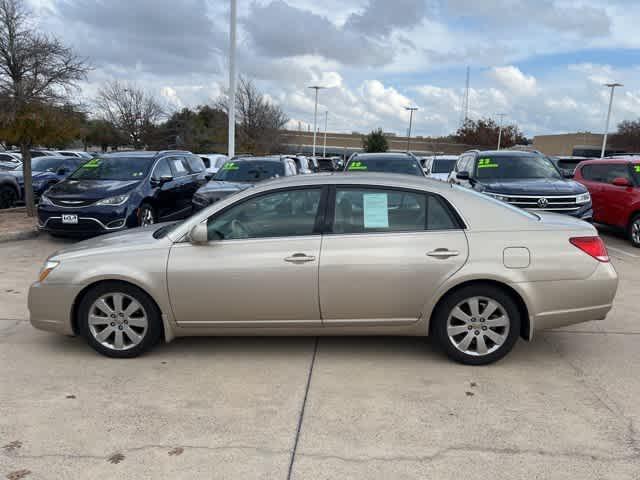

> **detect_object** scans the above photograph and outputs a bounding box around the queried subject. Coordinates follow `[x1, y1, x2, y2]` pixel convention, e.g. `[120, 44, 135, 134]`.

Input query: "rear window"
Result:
[347, 156, 423, 176]
[432, 158, 457, 174]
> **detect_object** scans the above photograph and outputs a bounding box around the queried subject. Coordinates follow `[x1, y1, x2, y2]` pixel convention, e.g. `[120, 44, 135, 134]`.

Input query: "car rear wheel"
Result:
[0, 185, 18, 209]
[628, 214, 640, 248]
[432, 285, 521, 365]
[78, 282, 162, 358]
[138, 203, 155, 227]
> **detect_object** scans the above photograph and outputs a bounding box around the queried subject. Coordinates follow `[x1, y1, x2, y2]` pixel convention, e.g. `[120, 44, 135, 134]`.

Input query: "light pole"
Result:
[601, 83, 623, 158]
[405, 107, 418, 151]
[227, 0, 237, 158]
[496, 113, 506, 150]
[323, 111, 328, 157]
[308, 86, 325, 157]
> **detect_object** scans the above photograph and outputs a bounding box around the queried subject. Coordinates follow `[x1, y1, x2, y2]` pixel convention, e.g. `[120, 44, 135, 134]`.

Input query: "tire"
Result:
[0, 185, 18, 209]
[432, 284, 521, 365]
[628, 214, 640, 248]
[138, 203, 156, 227]
[77, 282, 163, 358]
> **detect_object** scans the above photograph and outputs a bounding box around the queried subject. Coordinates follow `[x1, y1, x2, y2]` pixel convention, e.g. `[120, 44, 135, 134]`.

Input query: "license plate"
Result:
[61, 214, 78, 224]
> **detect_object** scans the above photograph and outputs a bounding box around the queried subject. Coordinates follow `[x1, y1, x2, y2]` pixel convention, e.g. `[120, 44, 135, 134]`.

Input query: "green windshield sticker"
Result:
[82, 159, 101, 168]
[478, 158, 499, 169]
[348, 161, 368, 171]
[222, 162, 239, 171]
[635, 165, 640, 173]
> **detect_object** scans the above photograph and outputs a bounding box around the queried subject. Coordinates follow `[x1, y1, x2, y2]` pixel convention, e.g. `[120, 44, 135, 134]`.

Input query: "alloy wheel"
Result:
[446, 296, 510, 356]
[140, 207, 155, 226]
[87, 293, 149, 351]
[632, 219, 640, 245]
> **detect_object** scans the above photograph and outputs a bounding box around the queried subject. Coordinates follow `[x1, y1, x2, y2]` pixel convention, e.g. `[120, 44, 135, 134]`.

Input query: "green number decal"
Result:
[478, 158, 499, 168]
[222, 162, 239, 171]
[348, 161, 368, 171]
[83, 158, 101, 168]
[635, 165, 640, 173]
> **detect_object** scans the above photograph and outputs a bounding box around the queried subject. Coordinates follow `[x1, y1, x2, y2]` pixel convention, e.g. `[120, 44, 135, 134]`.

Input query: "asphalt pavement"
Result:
[1, 233, 639, 479]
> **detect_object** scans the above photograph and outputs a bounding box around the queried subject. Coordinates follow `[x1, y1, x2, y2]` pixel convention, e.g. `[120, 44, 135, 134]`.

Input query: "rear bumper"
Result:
[522, 261, 618, 332]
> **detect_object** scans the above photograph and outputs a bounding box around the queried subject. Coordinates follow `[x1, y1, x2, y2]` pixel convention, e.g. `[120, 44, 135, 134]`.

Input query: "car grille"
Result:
[50, 198, 95, 208]
[503, 195, 581, 213]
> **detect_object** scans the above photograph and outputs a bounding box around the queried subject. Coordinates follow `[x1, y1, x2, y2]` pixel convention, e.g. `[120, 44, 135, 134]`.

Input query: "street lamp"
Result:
[496, 113, 506, 150]
[323, 111, 328, 158]
[405, 107, 418, 151]
[228, 0, 237, 158]
[601, 83, 623, 158]
[308, 86, 326, 158]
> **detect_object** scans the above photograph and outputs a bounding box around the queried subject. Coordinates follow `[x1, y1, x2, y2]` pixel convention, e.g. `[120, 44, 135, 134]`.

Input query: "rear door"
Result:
[150, 158, 180, 221]
[579, 164, 608, 223]
[167, 156, 193, 217]
[601, 163, 635, 228]
[319, 186, 468, 324]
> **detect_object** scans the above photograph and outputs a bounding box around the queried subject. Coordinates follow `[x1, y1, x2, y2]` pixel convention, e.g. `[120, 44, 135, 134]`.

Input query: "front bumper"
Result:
[38, 203, 137, 236]
[29, 281, 82, 336]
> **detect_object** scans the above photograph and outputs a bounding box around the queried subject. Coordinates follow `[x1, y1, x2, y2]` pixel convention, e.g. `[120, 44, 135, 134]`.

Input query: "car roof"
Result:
[230, 156, 287, 163]
[579, 157, 640, 165]
[472, 150, 539, 157]
[352, 152, 413, 159]
[33, 155, 76, 161]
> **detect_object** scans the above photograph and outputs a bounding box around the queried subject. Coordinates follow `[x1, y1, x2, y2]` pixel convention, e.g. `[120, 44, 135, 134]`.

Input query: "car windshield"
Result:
[69, 156, 154, 181]
[432, 159, 457, 174]
[213, 160, 284, 182]
[31, 157, 68, 172]
[475, 155, 562, 180]
[347, 157, 423, 176]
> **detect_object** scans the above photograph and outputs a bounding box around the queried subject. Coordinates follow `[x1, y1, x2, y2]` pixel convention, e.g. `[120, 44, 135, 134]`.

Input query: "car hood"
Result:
[197, 180, 254, 196]
[480, 178, 587, 196]
[45, 179, 140, 200]
[51, 224, 170, 260]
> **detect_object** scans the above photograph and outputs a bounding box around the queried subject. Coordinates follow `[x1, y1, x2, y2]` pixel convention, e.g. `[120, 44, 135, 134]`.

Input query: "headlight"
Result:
[484, 192, 509, 202]
[39, 260, 60, 282]
[95, 194, 129, 206]
[39, 194, 53, 206]
[576, 192, 591, 204]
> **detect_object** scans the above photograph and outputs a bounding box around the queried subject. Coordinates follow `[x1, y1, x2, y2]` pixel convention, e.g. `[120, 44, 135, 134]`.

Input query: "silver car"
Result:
[29, 173, 618, 364]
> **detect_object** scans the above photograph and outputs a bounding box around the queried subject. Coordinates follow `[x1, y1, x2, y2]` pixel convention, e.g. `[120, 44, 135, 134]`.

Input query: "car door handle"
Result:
[284, 253, 316, 263]
[427, 249, 460, 259]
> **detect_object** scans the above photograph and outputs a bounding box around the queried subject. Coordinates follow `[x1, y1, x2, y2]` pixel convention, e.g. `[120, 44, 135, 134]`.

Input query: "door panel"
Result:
[167, 237, 321, 325]
[319, 231, 468, 323]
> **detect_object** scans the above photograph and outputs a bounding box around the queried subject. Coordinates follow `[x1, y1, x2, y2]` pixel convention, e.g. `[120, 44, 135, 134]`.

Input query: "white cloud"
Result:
[489, 66, 538, 96]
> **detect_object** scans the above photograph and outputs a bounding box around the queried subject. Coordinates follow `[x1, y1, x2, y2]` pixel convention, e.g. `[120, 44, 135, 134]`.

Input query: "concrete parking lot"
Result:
[1, 234, 639, 479]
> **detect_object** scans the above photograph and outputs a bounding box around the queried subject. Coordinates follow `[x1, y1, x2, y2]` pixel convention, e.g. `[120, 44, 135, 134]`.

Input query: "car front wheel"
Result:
[0, 185, 18, 209]
[138, 203, 156, 227]
[78, 282, 162, 358]
[628, 214, 640, 248]
[432, 285, 521, 365]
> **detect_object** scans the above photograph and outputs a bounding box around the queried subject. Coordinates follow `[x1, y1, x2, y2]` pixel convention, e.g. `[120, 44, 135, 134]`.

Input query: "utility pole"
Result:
[460, 66, 470, 127]
[308, 86, 325, 158]
[496, 113, 506, 150]
[405, 107, 418, 151]
[601, 83, 623, 158]
[227, 0, 237, 158]
[323, 111, 328, 157]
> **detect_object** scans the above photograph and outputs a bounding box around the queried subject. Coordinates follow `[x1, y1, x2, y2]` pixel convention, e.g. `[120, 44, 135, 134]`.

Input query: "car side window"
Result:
[207, 188, 323, 241]
[606, 164, 632, 183]
[581, 164, 609, 183]
[185, 155, 205, 173]
[284, 160, 296, 176]
[152, 158, 172, 180]
[200, 157, 211, 169]
[168, 157, 189, 177]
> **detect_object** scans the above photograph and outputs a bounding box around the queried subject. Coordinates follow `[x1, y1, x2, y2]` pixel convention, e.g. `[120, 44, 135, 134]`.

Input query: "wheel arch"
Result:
[426, 279, 532, 341]
[71, 279, 168, 340]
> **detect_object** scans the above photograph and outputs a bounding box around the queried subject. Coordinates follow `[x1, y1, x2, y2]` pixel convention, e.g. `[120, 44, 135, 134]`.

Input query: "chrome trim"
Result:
[42, 216, 127, 230]
[48, 199, 96, 209]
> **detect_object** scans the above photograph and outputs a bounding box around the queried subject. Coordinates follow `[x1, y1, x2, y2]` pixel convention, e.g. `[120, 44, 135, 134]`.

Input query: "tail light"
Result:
[570, 236, 609, 262]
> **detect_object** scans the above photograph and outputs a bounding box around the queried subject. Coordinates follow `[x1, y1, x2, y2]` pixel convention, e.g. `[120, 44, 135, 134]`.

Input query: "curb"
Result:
[0, 227, 40, 244]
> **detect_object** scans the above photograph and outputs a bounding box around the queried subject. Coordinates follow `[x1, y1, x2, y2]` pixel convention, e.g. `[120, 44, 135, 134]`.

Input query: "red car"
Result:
[574, 157, 640, 247]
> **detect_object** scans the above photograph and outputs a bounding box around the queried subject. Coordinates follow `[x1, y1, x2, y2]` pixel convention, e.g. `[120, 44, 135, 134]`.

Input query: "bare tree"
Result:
[95, 81, 164, 149]
[0, 0, 88, 215]
[217, 77, 288, 154]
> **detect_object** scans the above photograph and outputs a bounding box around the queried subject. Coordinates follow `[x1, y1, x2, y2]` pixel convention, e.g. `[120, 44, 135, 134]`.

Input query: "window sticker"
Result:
[222, 162, 239, 171]
[635, 165, 640, 173]
[348, 161, 368, 171]
[172, 160, 187, 173]
[363, 193, 389, 228]
[477, 158, 499, 169]
[82, 158, 101, 168]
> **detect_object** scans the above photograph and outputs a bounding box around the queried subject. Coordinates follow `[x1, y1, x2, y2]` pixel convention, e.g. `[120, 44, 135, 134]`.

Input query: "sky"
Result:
[28, 0, 640, 138]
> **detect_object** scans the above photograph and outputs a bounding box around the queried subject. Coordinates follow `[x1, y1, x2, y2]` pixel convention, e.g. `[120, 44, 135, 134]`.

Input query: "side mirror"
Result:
[188, 223, 209, 244]
[563, 172, 574, 179]
[152, 175, 173, 186]
[456, 171, 470, 181]
[611, 177, 632, 187]
[204, 173, 213, 181]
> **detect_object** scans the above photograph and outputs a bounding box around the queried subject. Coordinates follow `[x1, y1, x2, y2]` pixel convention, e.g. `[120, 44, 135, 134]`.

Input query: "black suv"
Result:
[38, 150, 207, 236]
[448, 150, 593, 220]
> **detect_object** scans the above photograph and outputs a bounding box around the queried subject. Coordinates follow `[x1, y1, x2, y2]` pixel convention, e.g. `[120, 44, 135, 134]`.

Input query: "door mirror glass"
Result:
[611, 177, 631, 187]
[188, 223, 209, 244]
[154, 175, 173, 185]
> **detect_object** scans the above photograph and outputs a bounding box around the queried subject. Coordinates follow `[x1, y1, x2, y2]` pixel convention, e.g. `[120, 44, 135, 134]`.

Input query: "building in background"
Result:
[532, 132, 627, 157]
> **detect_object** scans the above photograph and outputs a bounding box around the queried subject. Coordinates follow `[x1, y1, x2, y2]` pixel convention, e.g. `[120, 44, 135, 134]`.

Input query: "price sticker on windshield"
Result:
[82, 159, 101, 168]
[478, 158, 499, 168]
[635, 165, 640, 173]
[222, 162, 239, 171]
[348, 161, 368, 171]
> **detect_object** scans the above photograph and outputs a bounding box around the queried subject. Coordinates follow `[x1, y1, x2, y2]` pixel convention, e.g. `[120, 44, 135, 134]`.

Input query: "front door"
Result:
[167, 187, 326, 326]
[319, 186, 468, 324]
